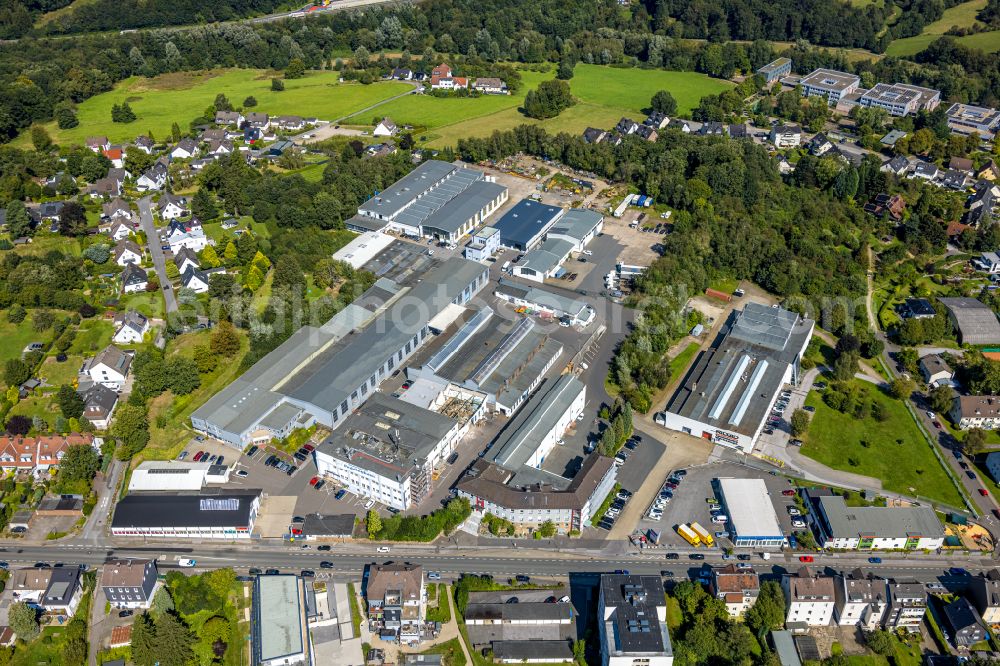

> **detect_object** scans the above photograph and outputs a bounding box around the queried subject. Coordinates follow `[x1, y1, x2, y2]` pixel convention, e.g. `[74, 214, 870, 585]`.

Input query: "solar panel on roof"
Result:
[199, 497, 239, 511]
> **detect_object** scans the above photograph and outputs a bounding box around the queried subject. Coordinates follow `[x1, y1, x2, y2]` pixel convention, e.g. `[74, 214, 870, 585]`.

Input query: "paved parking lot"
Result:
[635, 461, 801, 549]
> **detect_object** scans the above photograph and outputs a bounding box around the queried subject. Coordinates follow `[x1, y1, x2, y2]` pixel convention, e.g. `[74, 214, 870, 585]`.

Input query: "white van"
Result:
[501, 261, 511, 272]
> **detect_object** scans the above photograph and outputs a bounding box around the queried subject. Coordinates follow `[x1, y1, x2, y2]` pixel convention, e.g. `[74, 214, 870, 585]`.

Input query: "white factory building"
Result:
[717, 478, 785, 548]
[127, 460, 231, 492]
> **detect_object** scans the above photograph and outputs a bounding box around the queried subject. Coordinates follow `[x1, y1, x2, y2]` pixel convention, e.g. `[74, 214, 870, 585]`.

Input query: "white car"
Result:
[364, 499, 376, 509]
[926, 411, 936, 419]
[582, 250, 593, 256]
[376, 546, 390, 553]
[178, 559, 196, 568]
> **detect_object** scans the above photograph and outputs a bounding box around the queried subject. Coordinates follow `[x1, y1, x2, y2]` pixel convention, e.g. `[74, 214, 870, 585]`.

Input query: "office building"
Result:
[252, 574, 311, 665]
[464, 226, 501, 262]
[799, 69, 861, 104]
[813, 495, 945, 550]
[598, 574, 673, 666]
[717, 478, 785, 548]
[757, 58, 792, 84]
[858, 83, 940, 117]
[946, 103, 1000, 139]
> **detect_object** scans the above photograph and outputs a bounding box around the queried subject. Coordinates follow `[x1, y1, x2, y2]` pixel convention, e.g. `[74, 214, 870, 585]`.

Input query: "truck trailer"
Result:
[677, 523, 701, 546]
[690, 522, 715, 547]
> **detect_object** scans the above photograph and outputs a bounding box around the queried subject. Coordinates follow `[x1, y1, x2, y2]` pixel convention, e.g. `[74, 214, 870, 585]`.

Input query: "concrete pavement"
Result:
[137, 196, 177, 313]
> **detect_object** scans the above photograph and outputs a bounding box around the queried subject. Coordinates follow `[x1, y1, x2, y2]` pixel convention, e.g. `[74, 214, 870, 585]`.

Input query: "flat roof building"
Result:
[800, 69, 861, 104]
[717, 478, 784, 548]
[947, 103, 1000, 139]
[495, 280, 595, 326]
[938, 297, 1000, 345]
[128, 460, 230, 492]
[546, 208, 605, 252]
[813, 495, 944, 550]
[332, 231, 397, 269]
[658, 302, 814, 452]
[757, 58, 792, 84]
[111, 489, 261, 539]
[494, 199, 564, 251]
[598, 574, 673, 666]
[252, 575, 311, 666]
[513, 238, 575, 283]
[858, 83, 940, 117]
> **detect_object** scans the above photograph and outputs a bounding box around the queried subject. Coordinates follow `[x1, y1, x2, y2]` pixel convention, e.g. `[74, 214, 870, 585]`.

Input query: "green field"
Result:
[21, 69, 412, 147]
[886, 0, 1000, 54]
[800, 381, 963, 507]
[0, 313, 41, 366]
[376, 64, 733, 148]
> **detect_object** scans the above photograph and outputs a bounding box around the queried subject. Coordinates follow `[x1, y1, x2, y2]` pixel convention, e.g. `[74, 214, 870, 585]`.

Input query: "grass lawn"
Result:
[570, 65, 733, 114]
[18, 69, 412, 147]
[668, 342, 700, 384]
[117, 291, 165, 319]
[38, 355, 81, 388]
[885, 0, 997, 54]
[0, 313, 40, 366]
[10, 394, 56, 422]
[11, 626, 67, 666]
[70, 318, 115, 354]
[7, 234, 83, 257]
[708, 277, 740, 294]
[800, 381, 963, 507]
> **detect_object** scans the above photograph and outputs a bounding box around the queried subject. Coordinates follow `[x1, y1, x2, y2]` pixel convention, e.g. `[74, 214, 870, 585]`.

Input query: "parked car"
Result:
[376, 546, 390, 553]
[246, 445, 258, 457]
[781, 490, 796, 496]
[980, 488, 989, 496]
[335, 489, 347, 500]
[868, 557, 882, 564]
[799, 556, 814, 563]
[318, 545, 331, 551]
[236, 470, 249, 478]
[314, 480, 325, 490]
[428, 572, 442, 580]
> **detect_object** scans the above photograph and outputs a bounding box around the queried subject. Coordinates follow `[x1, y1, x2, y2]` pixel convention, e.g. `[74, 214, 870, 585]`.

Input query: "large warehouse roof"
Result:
[112, 490, 260, 529]
[129, 461, 212, 492]
[491, 375, 584, 470]
[332, 231, 396, 269]
[494, 199, 563, 248]
[718, 478, 783, 539]
[938, 297, 1000, 345]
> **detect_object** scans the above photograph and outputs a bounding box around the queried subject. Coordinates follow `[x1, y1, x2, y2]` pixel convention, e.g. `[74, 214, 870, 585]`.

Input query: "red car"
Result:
[782, 490, 796, 496]
[933, 421, 942, 429]
[193, 451, 204, 462]
[799, 555, 814, 563]
[309, 476, 319, 486]
[303, 444, 315, 452]
[979, 488, 989, 496]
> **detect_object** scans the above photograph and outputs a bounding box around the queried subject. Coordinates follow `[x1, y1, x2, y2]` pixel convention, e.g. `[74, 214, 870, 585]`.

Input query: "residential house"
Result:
[391, 68, 413, 80]
[912, 162, 940, 181]
[942, 169, 970, 190]
[699, 121, 725, 136]
[108, 220, 133, 242]
[103, 147, 125, 169]
[884, 582, 926, 630]
[365, 563, 425, 643]
[113, 239, 143, 266]
[964, 183, 999, 228]
[91, 177, 122, 198]
[80, 384, 119, 430]
[833, 573, 888, 630]
[729, 123, 748, 139]
[245, 112, 270, 131]
[472, 78, 507, 95]
[635, 125, 658, 142]
[108, 166, 131, 184]
[864, 193, 906, 221]
[37, 201, 64, 221]
[273, 115, 305, 131]
[942, 597, 986, 648]
[667, 118, 691, 133]
[215, 110, 244, 126]
[173, 247, 200, 275]
[373, 118, 398, 137]
[166, 218, 209, 253]
[882, 155, 910, 176]
[181, 267, 209, 294]
[121, 263, 148, 293]
[970, 574, 1000, 626]
[42, 568, 84, 615]
[101, 559, 159, 609]
[978, 160, 999, 182]
[644, 111, 670, 129]
[170, 138, 199, 160]
[782, 569, 835, 627]
[200, 128, 227, 143]
[582, 128, 608, 144]
[987, 451, 1000, 483]
[157, 193, 187, 220]
[112, 309, 150, 344]
[365, 142, 396, 159]
[615, 118, 640, 135]
[951, 395, 1000, 430]
[133, 135, 155, 154]
[86, 344, 133, 390]
[777, 157, 795, 175]
[86, 136, 111, 153]
[0, 434, 97, 477]
[207, 139, 234, 156]
[950, 156, 974, 174]
[770, 124, 802, 148]
[136, 163, 167, 191]
[102, 198, 131, 221]
[806, 133, 835, 156]
[710, 565, 760, 618]
[919, 354, 954, 387]
[430, 63, 467, 90]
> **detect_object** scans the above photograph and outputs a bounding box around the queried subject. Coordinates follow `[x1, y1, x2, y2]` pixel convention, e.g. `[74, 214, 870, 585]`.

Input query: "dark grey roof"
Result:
[494, 199, 563, 248]
[111, 489, 261, 529]
[301, 513, 355, 537]
[939, 297, 1000, 344]
[943, 597, 983, 633]
[465, 603, 573, 623]
[491, 375, 584, 470]
[493, 641, 573, 661]
[44, 568, 81, 607]
[421, 180, 507, 235]
[818, 496, 943, 539]
[600, 575, 671, 656]
[358, 160, 459, 221]
[81, 384, 118, 412]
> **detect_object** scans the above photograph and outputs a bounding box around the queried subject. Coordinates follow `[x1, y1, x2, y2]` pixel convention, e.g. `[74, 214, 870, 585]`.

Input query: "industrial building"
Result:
[190, 256, 489, 447]
[716, 478, 785, 548]
[799, 68, 861, 104]
[546, 208, 605, 252]
[349, 160, 508, 242]
[813, 495, 945, 550]
[127, 460, 231, 492]
[313, 389, 481, 510]
[332, 231, 397, 269]
[464, 226, 501, 262]
[598, 574, 673, 666]
[111, 489, 261, 539]
[494, 199, 564, 251]
[252, 574, 312, 666]
[490, 375, 586, 470]
[495, 280, 595, 326]
[466, 589, 576, 663]
[513, 238, 576, 283]
[657, 302, 814, 452]
[938, 297, 1000, 345]
[410, 306, 565, 416]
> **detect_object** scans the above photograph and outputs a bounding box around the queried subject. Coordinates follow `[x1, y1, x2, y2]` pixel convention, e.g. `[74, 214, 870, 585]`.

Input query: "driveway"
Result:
[137, 196, 177, 313]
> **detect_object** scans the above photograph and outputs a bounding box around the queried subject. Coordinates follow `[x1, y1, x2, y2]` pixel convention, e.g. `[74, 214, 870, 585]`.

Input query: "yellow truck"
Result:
[690, 522, 715, 547]
[677, 523, 701, 547]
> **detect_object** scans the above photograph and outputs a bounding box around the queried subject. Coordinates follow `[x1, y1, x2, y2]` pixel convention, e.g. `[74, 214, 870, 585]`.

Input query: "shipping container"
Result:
[690, 522, 715, 547]
[677, 524, 701, 546]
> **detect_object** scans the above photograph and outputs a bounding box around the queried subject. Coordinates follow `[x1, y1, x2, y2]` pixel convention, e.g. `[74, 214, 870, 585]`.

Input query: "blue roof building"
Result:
[494, 199, 564, 251]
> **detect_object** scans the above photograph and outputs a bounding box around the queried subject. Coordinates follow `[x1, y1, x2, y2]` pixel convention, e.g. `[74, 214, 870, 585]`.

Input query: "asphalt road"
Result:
[137, 196, 177, 313]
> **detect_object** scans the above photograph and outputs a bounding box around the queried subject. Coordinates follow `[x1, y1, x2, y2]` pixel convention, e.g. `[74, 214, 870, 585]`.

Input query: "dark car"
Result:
[335, 489, 347, 500]
[689, 554, 705, 560]
[249, 568, 262, 575]
[314, 480, 326, 491]
[216, 456, 224, 465]
[318, 545, 332, 551]
[34, 562, 50, 568]
[300, 570, 315, 578]
[665, 553, 680, 560]
[661, 570, 675, 577]
[967, 471, 977, 479]
[246, 445, 259, 457]
[613, 570, 630, 575]
[265, 569, 280, 575]
[950, 567, 970, 577]
[737, 554, 751, 561]
[118, 609, 134, 618]
[321, 561, 334, 568]
[515, 575, 530, 583]
[868, 557, 882, 564]
[447, 452, 459, 464]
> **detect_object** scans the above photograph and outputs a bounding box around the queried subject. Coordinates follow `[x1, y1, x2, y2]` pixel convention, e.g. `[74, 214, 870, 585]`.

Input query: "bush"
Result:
[371, 498, 471, 541]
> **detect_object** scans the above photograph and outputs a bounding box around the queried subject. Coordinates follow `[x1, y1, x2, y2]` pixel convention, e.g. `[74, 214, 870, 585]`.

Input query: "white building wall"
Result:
[786, 601, 834, 626]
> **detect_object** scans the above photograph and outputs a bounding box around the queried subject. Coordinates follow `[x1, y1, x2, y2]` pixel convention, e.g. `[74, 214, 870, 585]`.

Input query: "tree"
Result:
[538, 520, 557, 537]
[833, 351, 859, 382]
[55, 103, 78, 129]
[243, 96, 258, 108]
[59, 443, 100, 483]
[58, 201, 88, 236]
[211, 321, 241, 357]
[153, 612, 196, 666]
[150, 587, 175, 617]
[244, 265, 265, 291]
[650, 90, 677, 115]
[866, 630, 895, 657]
[31, 125, 51, 152]
[964, 428, 988, 457]
[192, 186, 218, 220]
[112, 403, 150, 459]
[4, 359, 30, 387]
[523, 80, 573, 120]
[888, 377, 916, 400]
[56, 384, 85, 419]
[366, 509, 382, 537]
[223, 241, 238, 266]
[557, 60, 575, 80]
[194, 345, 218, 373]
[200, 244, 221, 269]
[744, 581, 785, 638]
[929, 385, 954, 415]
[167, 358, 200, 395]
[5, 200, 33, 239]
[790, 408, 810, 435]
[285, 58, 306, 79]
[271, 78, 285, 92]
[213, 93, 232, 112]
[131, 612, 158, 666]
[5, 415, 31, 435]
[7, 304, 26, 324]
[9, 601, 39, 642]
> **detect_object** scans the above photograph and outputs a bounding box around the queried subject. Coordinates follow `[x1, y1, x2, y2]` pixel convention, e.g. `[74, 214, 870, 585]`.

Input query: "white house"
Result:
[86, 345, 133, 390]
[109, 220, 133, 242]
[113, 310, 150, 344]
[814, 495, 945, 551]
[710, 565, 760, 619]
[173, 247, 200, 275]
[121, 263, 148, 294]
[114, 239, 143, 266]
[166, 219, 209, 253]
[782, 570, 836, 627]
[181, 267, 209, 294]
[136, 164, 168, 192]
[170, 139, 198, 160]
[919, 354, 954, 387]
[770, 124, 802, 148]
[598, 575, 673, 666]
[373, 118, 398, 137]
[157, 194, 187, 220]
[833, 575, 889, 630]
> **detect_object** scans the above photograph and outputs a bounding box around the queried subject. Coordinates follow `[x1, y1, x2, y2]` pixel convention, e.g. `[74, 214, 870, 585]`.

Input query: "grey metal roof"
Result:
[493, 641, 574, 661]
[771, 631, 802, 666]
[358, 160, 457, 220]
[491, 375, 584, 470]
[494, 199, 563, 248]
[258, 403, 303, 430]
[939, 297, 1000, 344]
[421, 180, 507, 235]
[495, 279, 590, 319]
[548, 208, 603, 243]
[465, 602, 573, 623]
[817, 496, 944, 539]
[517, 238, 574, 275]
[254, 575, 305, 662]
